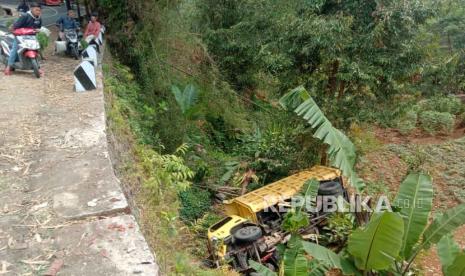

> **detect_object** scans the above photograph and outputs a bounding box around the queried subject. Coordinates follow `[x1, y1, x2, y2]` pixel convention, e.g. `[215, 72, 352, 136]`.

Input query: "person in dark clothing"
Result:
[17, 1, 30, 14]
[56, 9, 79, 41]
[4, 2, 42, 75]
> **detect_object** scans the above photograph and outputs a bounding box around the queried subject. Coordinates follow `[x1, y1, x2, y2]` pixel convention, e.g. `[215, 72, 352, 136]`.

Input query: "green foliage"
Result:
[282, 179, 319, 233]
[171, 84, 199, 115]
[138, 144, 194, 197]
[348, 211, 405, 271]
[418, 111, 455, 134]
[280, 86, 365, 191]
[399, 145, 429, 173]
[348, 123, 382, 154]
[320, 212, 355, 246]
[301, 241, 359, 276]
[422, 0, 465, 94]
[178, 187, 211, 222]
[36, 32, 49, 50]
[420, 96, 464, 115]
[97, 0, 465, 274]
[191, 212, 223, 238]
[460, 112, 465, 126]
[283, 236, 311, 276]
[80, 39, 89, 49]
[437, 234, 462, 275]
[396, 110, 418, 135]
[196, 0, 435, 126]
[282, 172, 465, 275]
[105, 63, 166, 148]
[394, 174, 433, 258]
[282, 209, 309, 235]
[446, 253, 465, 276]
[248, 260, 276, 276]
[421, 204, 465, 250]
[237, 124, 300, 182]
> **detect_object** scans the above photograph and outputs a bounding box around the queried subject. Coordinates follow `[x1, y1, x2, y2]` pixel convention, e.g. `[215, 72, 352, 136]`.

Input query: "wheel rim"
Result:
[239, 226, 259, 236]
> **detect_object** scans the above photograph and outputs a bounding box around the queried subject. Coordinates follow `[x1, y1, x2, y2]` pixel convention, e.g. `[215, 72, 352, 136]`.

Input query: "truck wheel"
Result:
[233, 225, 262, 243]
[318, 181, 343, 196]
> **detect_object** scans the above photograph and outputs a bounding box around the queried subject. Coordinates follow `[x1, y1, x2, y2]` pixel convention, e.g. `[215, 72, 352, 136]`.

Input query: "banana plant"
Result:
[437, 234, 465, 276]
[349, 211, 405, 271]
[304, 173, 465, 275]
[171, 84, 198, 115]
[279, 86, 365, 192]
[249, 236, 328, 276]
[267, 172, 465, 275]
[394, 174, 433, 259]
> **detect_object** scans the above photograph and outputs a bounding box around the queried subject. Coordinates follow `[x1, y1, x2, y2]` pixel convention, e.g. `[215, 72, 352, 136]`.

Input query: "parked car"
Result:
[207, 166, 348, 274]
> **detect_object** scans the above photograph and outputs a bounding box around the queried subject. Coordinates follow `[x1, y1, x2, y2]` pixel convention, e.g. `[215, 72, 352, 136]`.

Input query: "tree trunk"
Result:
[327, 60, 339, 96]
[337, 80, 346, 100]
[447, 34, 453, 54]
[320, 145, 328, 166]
[240, 169, 255, 195]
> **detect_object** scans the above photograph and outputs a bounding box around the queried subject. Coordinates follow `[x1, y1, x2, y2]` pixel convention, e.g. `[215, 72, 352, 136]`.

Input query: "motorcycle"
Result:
[63, 29, 82, 60]
[0, 28, 41, 78]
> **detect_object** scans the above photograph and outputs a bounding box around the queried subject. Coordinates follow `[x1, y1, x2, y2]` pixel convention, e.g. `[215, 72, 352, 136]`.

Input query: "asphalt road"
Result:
[0, 1, 69, 30]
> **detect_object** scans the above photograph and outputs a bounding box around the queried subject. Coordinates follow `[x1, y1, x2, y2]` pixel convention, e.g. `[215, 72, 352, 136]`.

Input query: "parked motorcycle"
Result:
[0, 28, 42, 78]
[64, 29, 82, 60]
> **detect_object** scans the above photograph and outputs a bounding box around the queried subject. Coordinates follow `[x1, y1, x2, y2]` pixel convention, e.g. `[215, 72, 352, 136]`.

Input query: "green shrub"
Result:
[420, 96, 463, 115]
[418, 111, 455, 134]
[320, 212, 355, 246]
[37, 32, 49, 50]
[396, 110, 418, 135]
[399, 146, 429, 173]
[349, 123, 382, 154]
[191, 212, 223, 238]
[238, 124, 300, 183]
[460, 112, 465, 127]
[178, 187, 211, 222]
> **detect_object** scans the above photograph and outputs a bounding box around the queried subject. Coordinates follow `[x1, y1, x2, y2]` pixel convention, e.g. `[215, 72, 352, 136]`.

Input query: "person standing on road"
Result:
[56, 9, 79, 41]
[4, 2, 42, 76]
[84, 12, 101, 43]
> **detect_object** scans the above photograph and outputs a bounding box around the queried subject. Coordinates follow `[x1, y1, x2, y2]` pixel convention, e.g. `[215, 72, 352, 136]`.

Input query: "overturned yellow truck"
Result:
[207, 166, 347, 273]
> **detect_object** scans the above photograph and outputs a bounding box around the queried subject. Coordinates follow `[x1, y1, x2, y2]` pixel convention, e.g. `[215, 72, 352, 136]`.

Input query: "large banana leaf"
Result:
[437, 234, 461, 274]
[348, 212, 404, 271]
[421, 204, 465, 249]
[300, 178, 320, 212]
[279, 86, 365, 192]
[171, 84, 198, 114]
[446, 253, 465, 276]
[302, 241, 359, 275]
[249, 260, 277, 276]
[284, 236, 309, 276]
[307, 260, 328, 276]
[394, 173, 433, 258]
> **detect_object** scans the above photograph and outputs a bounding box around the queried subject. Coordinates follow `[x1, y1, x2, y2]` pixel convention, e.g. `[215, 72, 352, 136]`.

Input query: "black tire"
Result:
[318, 181, 343, 196]
[233, 225, 262, 243]
[31, 58, 40, 78]
[71, 46, 79, 60]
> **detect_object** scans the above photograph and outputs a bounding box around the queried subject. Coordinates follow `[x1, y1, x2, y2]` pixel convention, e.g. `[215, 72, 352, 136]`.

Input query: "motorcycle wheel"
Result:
[31, 58, 40, 79]
[72, 46, 79, 60]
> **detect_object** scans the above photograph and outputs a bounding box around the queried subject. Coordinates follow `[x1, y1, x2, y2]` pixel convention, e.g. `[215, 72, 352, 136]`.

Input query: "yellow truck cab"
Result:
[207, 166, 344, 271]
